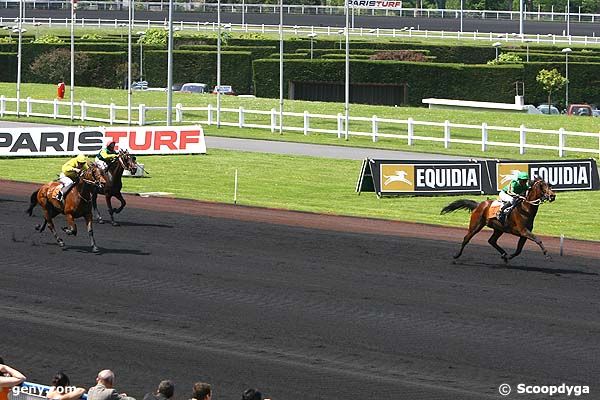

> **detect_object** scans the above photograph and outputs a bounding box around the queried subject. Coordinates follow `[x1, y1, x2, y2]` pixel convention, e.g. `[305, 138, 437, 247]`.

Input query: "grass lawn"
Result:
[0, 150, 598, 241]
[2, 83, 600, 161]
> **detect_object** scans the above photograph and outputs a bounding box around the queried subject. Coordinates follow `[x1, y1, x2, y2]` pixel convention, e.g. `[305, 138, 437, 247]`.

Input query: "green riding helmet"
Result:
[517, 171, 529, 180]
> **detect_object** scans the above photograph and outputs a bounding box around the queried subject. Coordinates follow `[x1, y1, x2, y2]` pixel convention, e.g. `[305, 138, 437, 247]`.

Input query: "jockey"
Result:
[95, 141, 118, 170]
[498, 171, 531, 224]
[55, 154, 88, 202]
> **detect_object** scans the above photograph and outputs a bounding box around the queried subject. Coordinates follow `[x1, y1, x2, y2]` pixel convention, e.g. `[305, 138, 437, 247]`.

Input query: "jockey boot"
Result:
[56, 185, 69, 203]
[498, 203, 512, 225]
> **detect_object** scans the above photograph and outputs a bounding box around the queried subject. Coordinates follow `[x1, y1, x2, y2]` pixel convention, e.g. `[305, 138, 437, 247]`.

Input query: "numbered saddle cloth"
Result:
[487, 200, 503, 220]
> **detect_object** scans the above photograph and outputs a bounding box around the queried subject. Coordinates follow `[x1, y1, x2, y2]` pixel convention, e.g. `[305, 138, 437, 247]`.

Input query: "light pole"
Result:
[70, 0, 76, 121]
[524, 39, 532, 62]
[166, 0, 173, 125]
[308, 33, 317, 59]
[137, 31, 145, 80]
[279, 0, 283, 134]
[492, 42, 502, 61]
[127, 0, 133, 125]
[460, 0, 463, 33]
[519, 0, 523, 36]
[566, 0, 570, 37]
[562, 47, 572, 107]
[338, 29, 344, 50]
[16, 0, 23, 117]
[216, 0, 221, 127]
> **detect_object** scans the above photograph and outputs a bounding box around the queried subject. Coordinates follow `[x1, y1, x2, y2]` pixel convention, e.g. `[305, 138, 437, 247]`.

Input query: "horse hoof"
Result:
[501, 254, 509, 263]
[112, 208, 120, 214]
[111, 221, 120, 227]
[92, 246, 100, 253]
[58, 241, 65, 248]
[545, 254, 553, 261]
[35, 224, 41, 231]
[97, 219, 105, 224]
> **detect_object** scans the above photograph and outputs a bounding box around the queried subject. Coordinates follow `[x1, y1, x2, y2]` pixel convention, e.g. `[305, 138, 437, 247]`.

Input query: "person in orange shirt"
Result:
[0, 357, 27, 400]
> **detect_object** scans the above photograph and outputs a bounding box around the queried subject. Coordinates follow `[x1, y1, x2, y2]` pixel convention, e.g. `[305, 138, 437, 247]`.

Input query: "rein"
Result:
[523, 180, 549, 206]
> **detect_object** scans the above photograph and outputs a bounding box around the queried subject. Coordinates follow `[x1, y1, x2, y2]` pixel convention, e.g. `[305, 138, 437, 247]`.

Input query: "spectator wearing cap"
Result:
[46, 372, 85, 400]
[143, 380, 174, 400]
[241, 389, 262, 400]
[0, 358, 27, 400]
[88, 370, 135, 400]
[190, 383, 211, 400]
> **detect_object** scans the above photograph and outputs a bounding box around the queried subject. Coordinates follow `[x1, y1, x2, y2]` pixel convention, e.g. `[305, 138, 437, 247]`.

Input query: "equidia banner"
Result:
[357, 158, 599, 196]
[0, 125, 206, 156]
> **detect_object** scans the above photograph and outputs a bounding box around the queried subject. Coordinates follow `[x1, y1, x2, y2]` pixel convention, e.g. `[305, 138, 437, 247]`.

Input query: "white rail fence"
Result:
[2, 18, 600, 47]
[1, 96, 599, 157]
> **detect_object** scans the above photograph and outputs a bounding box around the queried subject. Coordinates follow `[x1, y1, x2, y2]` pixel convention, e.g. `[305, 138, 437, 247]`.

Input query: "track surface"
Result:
[1, 181, 599, 400]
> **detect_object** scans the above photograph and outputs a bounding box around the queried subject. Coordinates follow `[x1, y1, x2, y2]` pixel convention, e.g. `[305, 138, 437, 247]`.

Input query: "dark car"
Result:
[566, 104, 593, 116]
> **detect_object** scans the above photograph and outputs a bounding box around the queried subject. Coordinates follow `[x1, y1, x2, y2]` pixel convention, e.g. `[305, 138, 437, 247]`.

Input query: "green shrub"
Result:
[0, 52, 17, 82]
[33, 34, 64, 44]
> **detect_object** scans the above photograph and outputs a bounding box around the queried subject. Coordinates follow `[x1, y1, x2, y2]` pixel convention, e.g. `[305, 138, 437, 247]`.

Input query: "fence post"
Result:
[80, 100, 86, 121]
[558, 127, 565, 157]
[138, 104, 145, 126]
[519, 124, 526, 154]
[481, 122, 488, 152]
[175, 103, 183, 122]
[337, 113, 343, 139]
[270, 108, 276, 133]
[303, 111, 309, 135]
[372, 115, 378, 142]
[109, 103, 116, 125]
[238, 106, 244, 128]
[26, 97, 31, 117]
[53, 98, 59, 119]
[444, 120, 450, 148]
[0, 95, 4, 117]
[407, 117, 414, 145]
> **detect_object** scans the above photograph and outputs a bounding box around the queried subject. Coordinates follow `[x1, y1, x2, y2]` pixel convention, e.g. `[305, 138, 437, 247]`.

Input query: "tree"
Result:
[536, 68, 566, 107]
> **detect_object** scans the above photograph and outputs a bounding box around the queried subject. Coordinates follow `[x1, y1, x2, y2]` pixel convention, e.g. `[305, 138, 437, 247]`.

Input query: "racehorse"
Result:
[440, 177, 556, 262]
[26, 163, 108, 253]
[92, 149, 138, 226]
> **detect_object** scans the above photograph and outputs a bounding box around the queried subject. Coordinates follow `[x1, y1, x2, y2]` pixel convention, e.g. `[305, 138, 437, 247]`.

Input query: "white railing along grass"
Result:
[2, 95, 599, 158]
[2, 18, 600, 47]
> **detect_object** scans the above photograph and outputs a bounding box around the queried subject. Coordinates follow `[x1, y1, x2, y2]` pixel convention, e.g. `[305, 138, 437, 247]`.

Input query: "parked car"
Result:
[212, 85, 235, 95]
[131, 81, 149, 90]
[180, 83, 207, 94]
[593, 109, 600, 117]
[566, 104, 593, 116]
[172, 82, 184, 92]
[536, 104, 559, 115]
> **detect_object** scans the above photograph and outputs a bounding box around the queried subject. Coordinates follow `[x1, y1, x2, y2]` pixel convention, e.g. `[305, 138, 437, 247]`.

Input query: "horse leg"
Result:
[521, 230, 551, 260]
[35, 219, 47, 232]
[113, 192, 126, 214]
[92, 191, 104, 224]
[44, 210, 64, 248]
[105, 194, 119, 226]
[85, 213, 100, 253]
[487, 229, 509, 263]
[62, 214, 77, 236]
[454, 214, 486, 259]
[508, 237, 528, 260]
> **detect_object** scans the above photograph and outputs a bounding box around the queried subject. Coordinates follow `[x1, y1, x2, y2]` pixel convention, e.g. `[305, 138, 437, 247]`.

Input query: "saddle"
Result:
[487, 200, 503, 220]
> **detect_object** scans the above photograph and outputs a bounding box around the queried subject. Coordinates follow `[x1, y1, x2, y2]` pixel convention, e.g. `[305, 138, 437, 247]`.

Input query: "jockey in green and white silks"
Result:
[498, 171, 531, 224]
[55, 154, 89, 202]
[95, 142, 118, 170]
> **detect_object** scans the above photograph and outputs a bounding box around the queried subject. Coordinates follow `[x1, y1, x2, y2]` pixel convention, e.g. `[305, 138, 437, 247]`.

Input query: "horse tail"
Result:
[26, 189, 40, 216]
[440, 199, 479, 215]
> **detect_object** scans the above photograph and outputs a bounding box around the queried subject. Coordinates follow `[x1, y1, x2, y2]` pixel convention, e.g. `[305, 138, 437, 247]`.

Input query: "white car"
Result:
[537, 104, 560, 115]
[180, 83, 208, 94]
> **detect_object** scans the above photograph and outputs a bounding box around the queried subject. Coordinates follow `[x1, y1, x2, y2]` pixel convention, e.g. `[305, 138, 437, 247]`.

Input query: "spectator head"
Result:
[51, 372, 71, 389]
[242, 389, 262, 400]
[157, 380, 174, 399]
[96, 370, 115, 388]
[191, 382, 211, 400]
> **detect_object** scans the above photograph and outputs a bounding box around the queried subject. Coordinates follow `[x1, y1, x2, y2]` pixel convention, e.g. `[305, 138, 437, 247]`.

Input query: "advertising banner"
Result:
[346, 0, 402, 8]
[0, 125, 206, 157]
[357, 158, 599, 196]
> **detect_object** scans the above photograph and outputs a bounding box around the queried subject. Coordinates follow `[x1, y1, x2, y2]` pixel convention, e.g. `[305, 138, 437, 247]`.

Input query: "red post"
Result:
[57, 81, 66, 100]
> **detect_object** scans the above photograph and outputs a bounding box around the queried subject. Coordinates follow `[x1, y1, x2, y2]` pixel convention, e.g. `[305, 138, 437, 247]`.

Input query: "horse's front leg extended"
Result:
[521, 229, 551, 260]
[62, 213, 77, 236]
[105, 194, 118, 226]
[113, 192, 126, 214]
[92, 190, 104, 224]
[85, 213, 100, 253]
[488, 229, 508, 262]
[44, 210, 64, 247]
[508, 237, 528, 260]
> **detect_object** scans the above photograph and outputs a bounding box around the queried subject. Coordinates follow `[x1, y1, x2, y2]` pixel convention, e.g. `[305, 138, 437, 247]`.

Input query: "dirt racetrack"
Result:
[1, 180, 599, 400]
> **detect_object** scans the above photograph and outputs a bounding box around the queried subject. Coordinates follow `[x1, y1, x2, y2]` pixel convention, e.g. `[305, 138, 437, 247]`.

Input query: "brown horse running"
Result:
[26, 163, 108, 253]
[92, 149, 138, 226]
[441, 178, 556, 262]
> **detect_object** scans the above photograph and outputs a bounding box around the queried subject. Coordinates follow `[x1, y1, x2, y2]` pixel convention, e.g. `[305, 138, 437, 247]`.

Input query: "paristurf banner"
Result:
[0, 125, 206, 156]
[346, 0, 402, 8]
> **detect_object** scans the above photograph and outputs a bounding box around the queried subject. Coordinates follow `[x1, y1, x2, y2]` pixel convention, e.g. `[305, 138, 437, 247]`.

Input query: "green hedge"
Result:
[178, 45, 277, 61]
[508, 51, 600, 63]
[0, 52, 17, 83]
[143, 50, 253, 93]
[253, 59, 522, 105]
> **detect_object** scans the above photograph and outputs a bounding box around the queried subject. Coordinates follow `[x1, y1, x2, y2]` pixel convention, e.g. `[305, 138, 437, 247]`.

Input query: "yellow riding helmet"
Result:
[76, 154, 87, 163]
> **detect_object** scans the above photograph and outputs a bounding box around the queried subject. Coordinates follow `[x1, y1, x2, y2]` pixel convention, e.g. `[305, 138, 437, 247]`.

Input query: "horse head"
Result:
[119, 149, 138, 175]
[83, 163, 108, 191]
[527, 177, 556, 204]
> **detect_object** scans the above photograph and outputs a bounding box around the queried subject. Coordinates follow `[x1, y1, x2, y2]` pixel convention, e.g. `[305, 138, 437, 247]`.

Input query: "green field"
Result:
[0, 151, 598, 241]
[2, 83, 600, 161]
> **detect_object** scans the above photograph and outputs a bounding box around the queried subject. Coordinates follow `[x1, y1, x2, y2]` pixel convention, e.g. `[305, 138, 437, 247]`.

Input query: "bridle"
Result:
[78, 166, 106, 202]
[523, 180, 553, 206]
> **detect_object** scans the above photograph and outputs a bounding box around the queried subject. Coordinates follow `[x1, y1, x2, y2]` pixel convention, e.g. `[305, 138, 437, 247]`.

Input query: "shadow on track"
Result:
[453, 260, 598, 276]
[64, 245, 151, 256]
[0, 198, 25, 203]
[115, 221, 174, 229]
